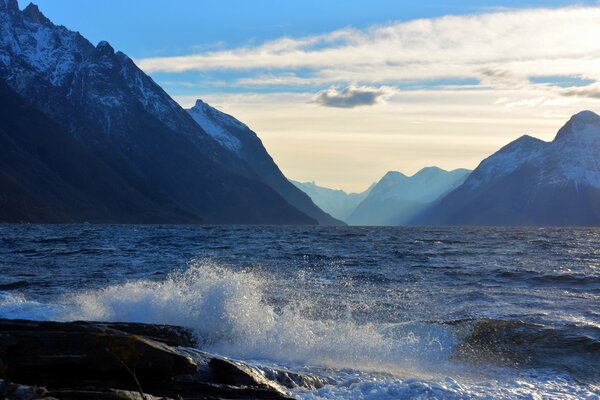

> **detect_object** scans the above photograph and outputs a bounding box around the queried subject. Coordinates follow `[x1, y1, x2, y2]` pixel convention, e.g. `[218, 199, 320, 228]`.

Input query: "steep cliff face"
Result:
[187, 100, 343, 225]
[0, 0, 320, 224]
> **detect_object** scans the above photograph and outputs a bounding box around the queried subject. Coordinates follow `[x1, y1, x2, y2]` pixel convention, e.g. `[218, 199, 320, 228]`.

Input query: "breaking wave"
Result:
[55, 261, 459, 376]
[3, 261, 598, 383]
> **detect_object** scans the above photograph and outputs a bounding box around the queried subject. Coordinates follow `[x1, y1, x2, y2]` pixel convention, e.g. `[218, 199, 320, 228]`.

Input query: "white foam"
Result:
[1, 263, 596, 399]
[59, 261, 458, 376]
[0, 292, 64, 321]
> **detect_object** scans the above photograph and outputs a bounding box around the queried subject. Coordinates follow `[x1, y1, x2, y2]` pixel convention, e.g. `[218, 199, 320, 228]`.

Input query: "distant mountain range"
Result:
[347, 167, 471, 225]
[292, 168, 470, 225]
[294, 111, 600, 227]
[415, 111, 600, 226]
[0, 0, 341, 224]
[290, 181, 374, 221]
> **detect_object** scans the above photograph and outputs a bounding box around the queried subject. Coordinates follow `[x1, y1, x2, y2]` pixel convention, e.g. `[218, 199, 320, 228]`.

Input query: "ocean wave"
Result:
[2, 262, 599, 399]
[0, 292, 65, 320]
[57, 261, 458, 376]
[2, 262, 599, 381]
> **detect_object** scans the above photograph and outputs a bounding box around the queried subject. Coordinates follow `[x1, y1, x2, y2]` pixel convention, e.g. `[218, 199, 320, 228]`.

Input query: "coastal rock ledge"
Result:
[0, 318, 302, 400]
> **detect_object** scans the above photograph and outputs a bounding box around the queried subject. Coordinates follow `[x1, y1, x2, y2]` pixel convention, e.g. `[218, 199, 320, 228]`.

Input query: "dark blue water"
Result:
[1, 225, 599, 399]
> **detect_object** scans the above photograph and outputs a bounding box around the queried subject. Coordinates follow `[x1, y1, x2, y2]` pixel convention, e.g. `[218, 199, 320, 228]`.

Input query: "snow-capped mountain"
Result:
[348, 167, 471, 225]
[186, 100, 342, 225]
[0, 0, 338, 224]
[416, 111, 600, 226]
[290, 180, 374, 222]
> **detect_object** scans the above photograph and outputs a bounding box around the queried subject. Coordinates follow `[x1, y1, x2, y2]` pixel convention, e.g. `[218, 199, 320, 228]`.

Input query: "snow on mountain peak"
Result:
[187, 99, 244, 153]
[555, 110, 600, 141]
[463, 111, 600, 192]
[190, 99, 247, 129]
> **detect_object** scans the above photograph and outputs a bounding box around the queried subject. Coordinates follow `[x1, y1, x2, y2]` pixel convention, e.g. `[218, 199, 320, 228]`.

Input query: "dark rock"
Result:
[208, 358, 287, 394]
[262, 368, 330, 390]
[46, 389, 169, 400]
[22, 4, 52, 26]
[1, 325, 197, 384]
[87, 322, 197, 348]
[0, 319, 295, 400]
[0, 379, 47, 400]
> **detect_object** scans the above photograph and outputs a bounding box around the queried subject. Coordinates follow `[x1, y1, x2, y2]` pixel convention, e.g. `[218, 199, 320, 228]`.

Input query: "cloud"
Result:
[137, 6, 600, 90]
[477, 66, 527, 88]
[561, 83, 600, 99]
[313, 85, 394, 108]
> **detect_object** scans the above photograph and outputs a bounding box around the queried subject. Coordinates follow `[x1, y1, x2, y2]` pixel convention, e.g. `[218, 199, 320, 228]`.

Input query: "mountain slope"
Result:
[348, 167, 471, 226]
[187, 100, 343, 225]
[0, 80, 201, 223]
[416, 111, 600, 226]
[0, 0, 317, 224]
[290, 180, 373, 222]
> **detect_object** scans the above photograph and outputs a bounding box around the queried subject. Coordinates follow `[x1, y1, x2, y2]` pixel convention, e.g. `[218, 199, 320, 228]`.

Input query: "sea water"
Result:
[0, 224, 598, 399]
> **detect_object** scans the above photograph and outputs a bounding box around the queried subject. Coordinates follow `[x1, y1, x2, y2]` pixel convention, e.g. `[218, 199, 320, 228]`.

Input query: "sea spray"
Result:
[60, 261, 459, 376]
[1, 225, 599, 399]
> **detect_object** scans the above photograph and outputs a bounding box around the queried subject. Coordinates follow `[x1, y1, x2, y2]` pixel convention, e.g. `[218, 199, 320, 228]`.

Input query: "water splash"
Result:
[61, 261, 457, 376]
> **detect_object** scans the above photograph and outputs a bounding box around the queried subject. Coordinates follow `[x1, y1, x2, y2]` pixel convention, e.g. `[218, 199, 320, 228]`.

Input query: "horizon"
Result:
[17, 0, 600, 191]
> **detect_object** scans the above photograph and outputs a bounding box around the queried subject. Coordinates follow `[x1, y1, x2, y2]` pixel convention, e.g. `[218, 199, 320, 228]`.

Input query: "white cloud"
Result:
[153, 6, 600, 191]
[138, 6, 600, 89]
[176, 86, 600, 192]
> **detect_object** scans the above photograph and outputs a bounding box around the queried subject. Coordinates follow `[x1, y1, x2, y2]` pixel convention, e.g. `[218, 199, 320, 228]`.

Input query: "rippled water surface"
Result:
[0, 225, 599, 399]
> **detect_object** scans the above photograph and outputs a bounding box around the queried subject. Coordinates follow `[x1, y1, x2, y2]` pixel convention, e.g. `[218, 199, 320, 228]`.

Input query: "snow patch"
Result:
[187, 100, 243, 153]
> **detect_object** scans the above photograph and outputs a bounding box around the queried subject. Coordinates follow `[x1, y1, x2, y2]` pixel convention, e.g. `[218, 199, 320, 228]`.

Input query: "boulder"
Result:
[0, 319, 295, 400]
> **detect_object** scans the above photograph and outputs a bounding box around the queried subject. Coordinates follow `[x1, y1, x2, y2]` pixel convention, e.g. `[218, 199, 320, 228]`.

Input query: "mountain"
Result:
[0, 80, 194, 223]
[0, 1, 336, 224]
[290, 180, 374, 222]
[347, 167, 471, 226]
[416, 111, 600, 226]
[187, 100, 342, 225]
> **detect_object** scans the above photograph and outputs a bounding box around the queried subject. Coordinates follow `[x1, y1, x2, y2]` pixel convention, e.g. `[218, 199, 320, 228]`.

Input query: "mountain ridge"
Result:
[290, 180, 373, 222]
[187, 100, 343, 225]
[347, 167, 471, 225]
[0, 0, 340, 224]
[415, 110, 600, 226]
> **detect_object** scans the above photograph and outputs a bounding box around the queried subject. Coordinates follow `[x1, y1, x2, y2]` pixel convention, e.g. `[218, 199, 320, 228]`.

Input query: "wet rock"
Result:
[1, 320, 197, 384]
[92, 323, 196, 348]
[46, 389, 170, 400]
[0, 319, 294, 400]
[0, 379, 47, 400]
[208, 358, 288, 394]
[262, 367, 330, 390]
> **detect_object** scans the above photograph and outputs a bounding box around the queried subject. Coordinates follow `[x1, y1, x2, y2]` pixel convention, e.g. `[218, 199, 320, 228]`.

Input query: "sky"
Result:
[20, 0, 600, 192]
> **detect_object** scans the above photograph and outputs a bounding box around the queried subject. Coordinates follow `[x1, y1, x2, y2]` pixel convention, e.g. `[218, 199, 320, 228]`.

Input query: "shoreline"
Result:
[0, 318, 324, 400]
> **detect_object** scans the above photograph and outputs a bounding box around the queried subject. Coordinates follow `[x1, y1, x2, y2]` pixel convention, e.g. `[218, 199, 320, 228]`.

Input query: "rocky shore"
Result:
[0, 319, 325, 400]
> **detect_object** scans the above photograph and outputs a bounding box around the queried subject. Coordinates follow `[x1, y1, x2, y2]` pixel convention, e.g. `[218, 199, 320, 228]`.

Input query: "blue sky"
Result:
[20, 0, 599, 58]
[19, 0, 600, 191]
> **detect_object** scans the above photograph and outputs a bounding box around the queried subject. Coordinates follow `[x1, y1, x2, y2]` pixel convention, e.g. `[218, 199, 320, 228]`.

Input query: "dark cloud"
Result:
[561, 84, 600, 100]
[313, 85, 393, 108]
[477, 66, 525, 88]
